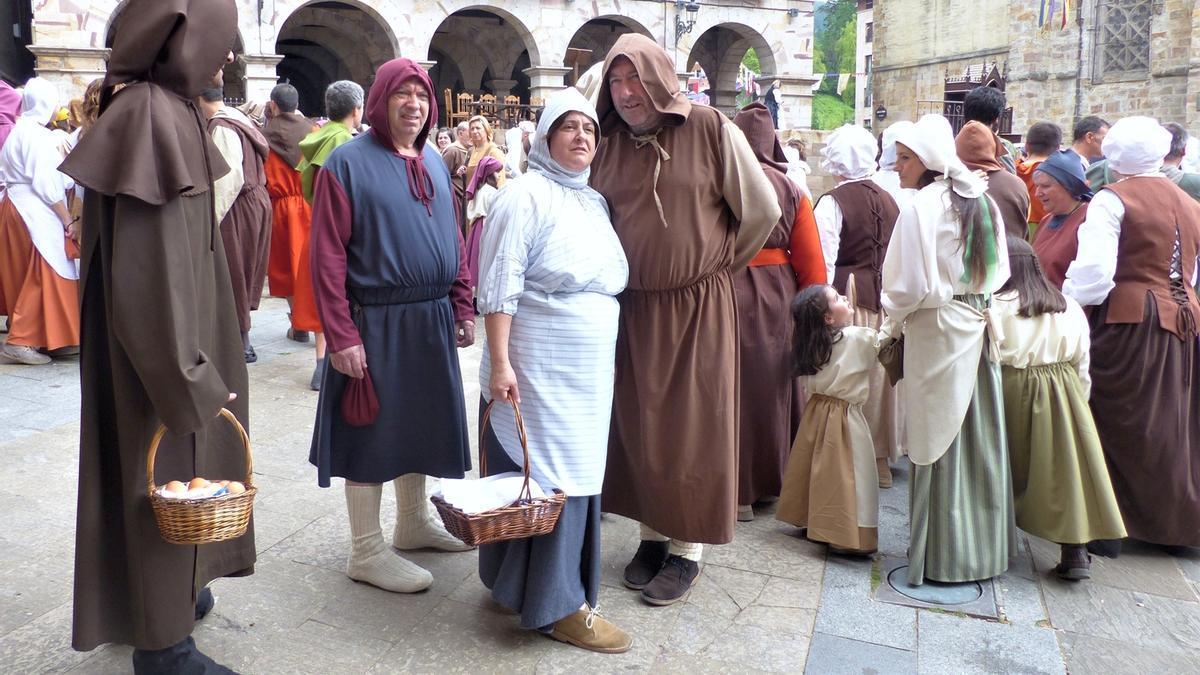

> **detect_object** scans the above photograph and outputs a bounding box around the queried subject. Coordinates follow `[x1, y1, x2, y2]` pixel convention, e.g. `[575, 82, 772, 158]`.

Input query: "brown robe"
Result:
[58, 0, 255, 652]
[592, 35, 780, 544]
[210, 112, 272, 333]
[956, 121, 1031, 239]
[731, 103, 825, 506]
[442, 142, 469, 230]
[1087, 177, 1200, 546]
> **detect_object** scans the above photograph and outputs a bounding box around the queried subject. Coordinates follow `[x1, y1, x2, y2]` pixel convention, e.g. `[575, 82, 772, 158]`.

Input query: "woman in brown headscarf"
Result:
[956, 120, 1031, 240]
[59, 1, 254, 672]
[730, 102, 827, 519]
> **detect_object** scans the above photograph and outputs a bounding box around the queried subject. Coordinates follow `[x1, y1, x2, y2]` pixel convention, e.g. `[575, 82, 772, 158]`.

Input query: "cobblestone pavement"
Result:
[1, 297, 1198, 673]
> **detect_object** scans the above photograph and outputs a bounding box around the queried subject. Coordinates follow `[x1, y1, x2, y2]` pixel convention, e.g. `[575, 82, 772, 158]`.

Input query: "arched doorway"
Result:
[686, 23, 776, 115]
[275, 1, 397, 117]
[104, 4, 247, 102]
[562, 16, 653, 86]
[428, 8, 540, 125]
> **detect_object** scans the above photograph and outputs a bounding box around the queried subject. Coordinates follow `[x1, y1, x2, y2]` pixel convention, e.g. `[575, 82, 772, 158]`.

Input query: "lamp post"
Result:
[874, 104, 888, 122]
[675, 1, 700, 41]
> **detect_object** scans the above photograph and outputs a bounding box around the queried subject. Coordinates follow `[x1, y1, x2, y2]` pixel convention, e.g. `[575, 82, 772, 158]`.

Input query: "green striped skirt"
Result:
[908, 347, 1017, 586]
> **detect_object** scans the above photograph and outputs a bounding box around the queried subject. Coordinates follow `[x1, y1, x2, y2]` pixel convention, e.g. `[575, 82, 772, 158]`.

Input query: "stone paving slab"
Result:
[917, 611, 1065, 675]
[804, 632, 917, 675]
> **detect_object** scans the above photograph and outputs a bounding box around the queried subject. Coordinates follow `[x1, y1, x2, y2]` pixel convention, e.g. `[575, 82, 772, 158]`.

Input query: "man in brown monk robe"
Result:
[60, 0, 254, 672]
[198, 86, 273, 363]
[442, 120, 472, 232]
[590, 34, 780, 606]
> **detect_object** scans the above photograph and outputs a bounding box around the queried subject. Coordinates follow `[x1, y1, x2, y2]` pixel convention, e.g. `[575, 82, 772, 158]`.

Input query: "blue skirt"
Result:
[477, 398, 601, 631]
[309, 296, 471, 486]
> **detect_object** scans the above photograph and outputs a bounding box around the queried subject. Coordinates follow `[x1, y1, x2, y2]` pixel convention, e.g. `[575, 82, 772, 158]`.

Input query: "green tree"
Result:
[742, 48, 760, 74]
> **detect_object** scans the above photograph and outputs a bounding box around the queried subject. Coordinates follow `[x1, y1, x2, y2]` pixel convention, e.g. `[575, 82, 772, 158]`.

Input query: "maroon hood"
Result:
[366, 58, 438, 154]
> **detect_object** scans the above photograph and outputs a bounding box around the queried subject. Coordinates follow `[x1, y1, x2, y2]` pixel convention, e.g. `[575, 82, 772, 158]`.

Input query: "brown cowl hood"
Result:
[596, 34, 691, 135]
[733, 103, 787, 174]
[366, 58, 439, 154]
[59, 0, 237, 205]
[264, 112, 314, 169]
[955, 120, 1005, 173]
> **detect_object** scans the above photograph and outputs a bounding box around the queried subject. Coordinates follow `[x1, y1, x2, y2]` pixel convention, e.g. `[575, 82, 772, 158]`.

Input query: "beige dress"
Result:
[777, 326, 881, 552]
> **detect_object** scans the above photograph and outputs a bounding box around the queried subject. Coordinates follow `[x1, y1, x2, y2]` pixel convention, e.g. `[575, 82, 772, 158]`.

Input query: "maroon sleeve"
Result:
[450, 221, 474, 322]
[310, 168, 361, 352]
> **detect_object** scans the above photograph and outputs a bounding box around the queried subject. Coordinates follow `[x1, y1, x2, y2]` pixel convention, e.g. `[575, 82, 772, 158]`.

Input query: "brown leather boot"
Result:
[1055, 544, 1092, 580]
[547, 605, 633, 654]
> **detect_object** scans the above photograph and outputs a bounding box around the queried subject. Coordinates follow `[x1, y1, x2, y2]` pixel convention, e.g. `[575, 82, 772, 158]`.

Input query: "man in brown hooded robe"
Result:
[590, 34, 780, 606]
[956, 120, 1031, 239]
[59, 1, 254, 672]
[198, 87, 273, 363]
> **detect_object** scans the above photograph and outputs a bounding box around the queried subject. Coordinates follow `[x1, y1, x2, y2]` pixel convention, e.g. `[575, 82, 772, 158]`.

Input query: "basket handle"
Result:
[479, 398, 535, 503]
[145, 408, 254, 499]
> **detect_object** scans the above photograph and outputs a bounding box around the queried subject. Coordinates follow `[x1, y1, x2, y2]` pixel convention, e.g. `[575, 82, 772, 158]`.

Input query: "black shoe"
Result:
[194, 587, 214, 622]
[132, 635, 236, 675]
[287, 327, 310, 343]
[310, 357, 326, 391]
[243, 345, 257, 364]
[622, 540, 669, 590]
[641, 554, 700, 606]
[1087, 539, 1122, 559]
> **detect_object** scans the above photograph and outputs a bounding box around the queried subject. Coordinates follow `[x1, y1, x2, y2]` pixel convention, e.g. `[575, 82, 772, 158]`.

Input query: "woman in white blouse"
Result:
[475, 88, 631, 652]
[881, 114, 1016, 587]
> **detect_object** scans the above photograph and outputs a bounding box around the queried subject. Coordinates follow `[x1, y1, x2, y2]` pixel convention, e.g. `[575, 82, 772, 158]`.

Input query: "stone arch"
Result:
[427, 7, 542, 108]
[275, 1, 399, 116]
[103, 2, 248, 102]
[563, 15, 654, 86]
[686, 22, 777, 114]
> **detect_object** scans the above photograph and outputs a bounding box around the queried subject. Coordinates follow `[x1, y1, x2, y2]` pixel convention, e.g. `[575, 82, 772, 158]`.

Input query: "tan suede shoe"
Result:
[877, 457, 893, 489]
[548, 606, 633, 654]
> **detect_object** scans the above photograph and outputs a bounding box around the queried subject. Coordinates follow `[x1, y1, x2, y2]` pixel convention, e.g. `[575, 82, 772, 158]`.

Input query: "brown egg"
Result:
[164, 480, 187, 493]
[188, 477, 210, 490]
[227, 481, 245, 494]
[218, 480, 230, 487]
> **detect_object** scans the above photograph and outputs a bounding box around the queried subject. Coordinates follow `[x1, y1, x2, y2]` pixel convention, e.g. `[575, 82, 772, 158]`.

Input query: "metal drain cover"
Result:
[873, 556, 1000, 619]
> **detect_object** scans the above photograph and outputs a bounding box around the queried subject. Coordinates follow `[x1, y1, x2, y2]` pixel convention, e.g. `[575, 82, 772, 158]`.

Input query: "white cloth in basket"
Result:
[434, 471, 548, 515]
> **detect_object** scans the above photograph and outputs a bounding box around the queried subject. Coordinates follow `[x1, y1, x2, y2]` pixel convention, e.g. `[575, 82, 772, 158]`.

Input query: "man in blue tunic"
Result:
[309, 58, 476, 593]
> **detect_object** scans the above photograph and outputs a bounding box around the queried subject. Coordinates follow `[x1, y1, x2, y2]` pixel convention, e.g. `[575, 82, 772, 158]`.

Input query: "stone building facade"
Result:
[27, 0, 820, 129]
[872, 0, 1200, 138]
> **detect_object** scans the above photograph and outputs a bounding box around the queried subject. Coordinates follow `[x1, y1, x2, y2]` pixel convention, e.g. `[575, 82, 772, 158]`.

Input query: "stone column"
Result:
[776, 76, 820, 131]
[707, 88, 740, 117]
[243, 54, 284, 104]
[522, 66, 570, 102]
[28, 46, 108, 94]
[417, 60, 437, 72]
[489, 78, 518, 99]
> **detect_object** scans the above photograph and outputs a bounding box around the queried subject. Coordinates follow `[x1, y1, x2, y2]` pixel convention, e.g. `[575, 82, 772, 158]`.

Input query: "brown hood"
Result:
[733, 103, 787, 174]
[59, 0, 237, 205]
[264, 112, 314, 169]
[596, 34, 691, 135]
[955, 120, 1005, 173]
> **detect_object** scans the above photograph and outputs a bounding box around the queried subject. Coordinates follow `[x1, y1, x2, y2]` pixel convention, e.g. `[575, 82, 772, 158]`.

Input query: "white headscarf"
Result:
[1184, 136, 1200, 174]
[1102, 116, 1171, 176]
[19, 78, 58, 126]
[895, 114, 986, 198]
[880, 121, 914, 170]
[527, 87, 600, 192]
[820, 124, 877, 180]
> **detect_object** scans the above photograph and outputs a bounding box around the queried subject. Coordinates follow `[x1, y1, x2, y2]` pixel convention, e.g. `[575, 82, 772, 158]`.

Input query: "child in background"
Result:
[993, 235, 1125, 580]
[777, 284, 884, 554]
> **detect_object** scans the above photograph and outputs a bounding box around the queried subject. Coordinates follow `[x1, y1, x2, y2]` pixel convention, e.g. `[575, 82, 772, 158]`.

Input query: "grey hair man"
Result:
[297, 80, 362, 204]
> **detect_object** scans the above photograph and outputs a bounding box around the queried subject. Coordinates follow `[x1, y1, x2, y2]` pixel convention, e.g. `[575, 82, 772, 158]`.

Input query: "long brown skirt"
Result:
[219, 185, 271, 333]
[776, 394, 878, 552]
[1089, 295, 1200, 546]
[734, 261, 800, 505]
[0, 197, 79, 350]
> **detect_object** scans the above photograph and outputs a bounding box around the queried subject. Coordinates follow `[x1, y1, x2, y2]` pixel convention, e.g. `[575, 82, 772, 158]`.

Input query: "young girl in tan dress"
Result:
[777, 284, 885, 554]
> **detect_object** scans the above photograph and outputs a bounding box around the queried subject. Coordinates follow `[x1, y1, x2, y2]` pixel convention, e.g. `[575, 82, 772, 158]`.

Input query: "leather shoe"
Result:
[641, 554, 700, 606]
[243, 345, 257, 364]
[132, 635, 236, 674]
[547, 605, 632, 654]
[194, 587, 214, 621]
[1054, 544, 1092, 581]
[622, 540, 669, 590]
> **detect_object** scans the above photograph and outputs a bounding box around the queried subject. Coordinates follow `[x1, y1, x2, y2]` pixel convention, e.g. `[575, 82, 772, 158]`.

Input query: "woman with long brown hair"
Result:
[881, 114, 1016, 586]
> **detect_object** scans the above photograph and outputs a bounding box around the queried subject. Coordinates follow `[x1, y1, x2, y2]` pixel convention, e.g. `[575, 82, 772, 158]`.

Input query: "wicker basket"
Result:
[431, 398, 565, 546]
[147, 408, 257, 545]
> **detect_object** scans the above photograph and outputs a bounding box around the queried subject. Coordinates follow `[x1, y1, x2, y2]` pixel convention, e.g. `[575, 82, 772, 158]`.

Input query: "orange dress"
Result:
[264, 150, 321, 332]
[0, 196, 79, 349]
